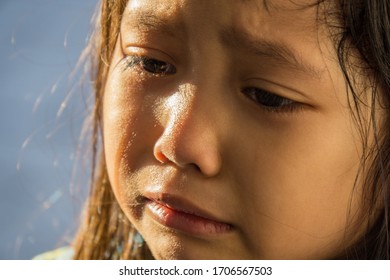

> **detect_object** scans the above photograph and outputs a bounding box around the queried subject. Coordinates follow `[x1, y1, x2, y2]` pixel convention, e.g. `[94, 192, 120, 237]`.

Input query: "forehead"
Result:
[122, 0, 325, 47]
[122, 0, 329, 78]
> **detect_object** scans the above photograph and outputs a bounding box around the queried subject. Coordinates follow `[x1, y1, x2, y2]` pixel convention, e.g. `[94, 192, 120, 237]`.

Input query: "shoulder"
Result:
[33, 246, 74, 260]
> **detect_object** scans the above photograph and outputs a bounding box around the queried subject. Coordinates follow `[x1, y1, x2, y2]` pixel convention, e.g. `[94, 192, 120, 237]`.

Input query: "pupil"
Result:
[253, 90, 285, 107]
[143, 59, 167, 73]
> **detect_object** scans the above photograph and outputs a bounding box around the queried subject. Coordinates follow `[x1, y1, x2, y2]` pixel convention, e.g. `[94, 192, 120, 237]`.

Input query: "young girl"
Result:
[71, 0, 390, 259]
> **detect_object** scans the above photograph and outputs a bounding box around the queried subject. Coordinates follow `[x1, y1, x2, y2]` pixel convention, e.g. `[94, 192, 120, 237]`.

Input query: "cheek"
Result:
[233, 111, 361, 257]
[103, 71, 152, 194]
[102, 68, 176, 211]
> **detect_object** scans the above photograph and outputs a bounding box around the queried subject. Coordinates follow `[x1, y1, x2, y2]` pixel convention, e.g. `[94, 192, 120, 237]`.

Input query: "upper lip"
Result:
[144, 191, 230, 224]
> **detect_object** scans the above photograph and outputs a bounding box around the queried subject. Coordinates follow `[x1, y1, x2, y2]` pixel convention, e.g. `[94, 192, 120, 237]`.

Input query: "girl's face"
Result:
[103, 0, 366, 259]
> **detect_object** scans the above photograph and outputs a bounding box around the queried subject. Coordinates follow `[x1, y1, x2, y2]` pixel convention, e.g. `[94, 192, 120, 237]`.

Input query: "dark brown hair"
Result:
[335, 0, 390, 259]
[72, 0, 390, 259]
[72, 0, 152, 259]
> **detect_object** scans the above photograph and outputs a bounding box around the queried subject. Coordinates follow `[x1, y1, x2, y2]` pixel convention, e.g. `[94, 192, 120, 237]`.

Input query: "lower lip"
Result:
[145, 200, 232, 236]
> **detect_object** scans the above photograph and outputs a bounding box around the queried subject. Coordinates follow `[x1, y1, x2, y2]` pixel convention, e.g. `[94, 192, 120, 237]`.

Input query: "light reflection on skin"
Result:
[103, 0, 371, 259]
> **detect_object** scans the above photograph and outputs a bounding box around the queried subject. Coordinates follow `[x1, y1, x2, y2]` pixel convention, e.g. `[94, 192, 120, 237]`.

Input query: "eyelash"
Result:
[242, 87, 303, 114]
[124, 55, 302, 114]
[124, 56, 176, 76]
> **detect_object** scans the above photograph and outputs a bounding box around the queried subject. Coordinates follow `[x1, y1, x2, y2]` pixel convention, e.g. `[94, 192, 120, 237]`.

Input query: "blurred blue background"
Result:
[0, 0, 98, 259]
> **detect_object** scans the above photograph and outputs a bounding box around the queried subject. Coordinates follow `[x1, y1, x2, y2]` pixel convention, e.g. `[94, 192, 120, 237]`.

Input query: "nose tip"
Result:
[153, 130, 221, 178]
[152, 84, 222, 178]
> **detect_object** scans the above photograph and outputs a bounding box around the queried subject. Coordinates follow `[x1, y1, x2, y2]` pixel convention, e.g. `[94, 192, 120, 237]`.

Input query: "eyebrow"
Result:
[220, 27, 323, 78]
[122, 10, 186, 40]
[124, 10, 323, 79]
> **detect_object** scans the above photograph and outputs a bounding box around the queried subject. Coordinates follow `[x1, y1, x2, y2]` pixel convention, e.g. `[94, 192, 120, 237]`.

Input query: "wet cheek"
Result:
[103, 74, 151, 189]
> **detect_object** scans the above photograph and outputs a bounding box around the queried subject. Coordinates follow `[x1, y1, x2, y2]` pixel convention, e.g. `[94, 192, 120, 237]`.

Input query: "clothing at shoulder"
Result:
[33, 246, 74, 260]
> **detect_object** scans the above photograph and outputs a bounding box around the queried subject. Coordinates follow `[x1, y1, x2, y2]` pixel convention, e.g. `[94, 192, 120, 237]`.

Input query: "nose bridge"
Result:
[169, 83, 211, 145]
[168, 84, 196, 131]
[154, 82, 222, 177]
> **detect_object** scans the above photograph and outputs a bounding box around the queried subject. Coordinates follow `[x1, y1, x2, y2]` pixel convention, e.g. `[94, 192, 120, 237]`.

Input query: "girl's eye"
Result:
[141, 58, 176, 75]
[126, 56, 176, 75]
[242, 87, 295, 110]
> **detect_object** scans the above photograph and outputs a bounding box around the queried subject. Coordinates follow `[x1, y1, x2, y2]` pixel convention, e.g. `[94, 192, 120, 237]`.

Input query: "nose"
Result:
[153, 84, 222, 177]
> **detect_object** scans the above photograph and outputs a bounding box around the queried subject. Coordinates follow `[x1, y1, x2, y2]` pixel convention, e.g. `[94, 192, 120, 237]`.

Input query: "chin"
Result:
[142, 230, 217, 259]
[145, 234, 249, 260]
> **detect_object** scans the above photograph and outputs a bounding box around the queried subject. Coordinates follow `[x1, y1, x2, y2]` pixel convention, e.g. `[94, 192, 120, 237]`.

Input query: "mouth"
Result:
[144, 193, 233, 236]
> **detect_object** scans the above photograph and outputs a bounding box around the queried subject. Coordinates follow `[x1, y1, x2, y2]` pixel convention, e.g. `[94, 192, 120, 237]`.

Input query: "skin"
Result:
[103, 0, 367, 259]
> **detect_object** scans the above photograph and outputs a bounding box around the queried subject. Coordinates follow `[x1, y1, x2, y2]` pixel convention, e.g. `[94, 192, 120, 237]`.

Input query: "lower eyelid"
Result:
[260, 103, 305, 115]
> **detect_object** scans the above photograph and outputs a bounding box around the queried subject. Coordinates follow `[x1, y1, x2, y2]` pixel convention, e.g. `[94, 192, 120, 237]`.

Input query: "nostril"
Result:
[155, 150, 169, 163]
[191, 163, 201, 172]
